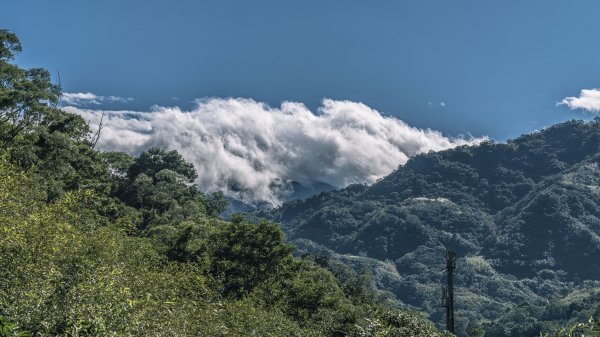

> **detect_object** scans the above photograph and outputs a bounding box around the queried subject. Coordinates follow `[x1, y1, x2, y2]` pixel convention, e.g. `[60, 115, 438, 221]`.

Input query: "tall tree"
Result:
[0, 29, 61, 146]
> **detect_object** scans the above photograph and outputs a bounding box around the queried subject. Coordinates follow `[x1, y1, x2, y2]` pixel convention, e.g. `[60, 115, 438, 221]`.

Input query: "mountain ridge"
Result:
[257, 118, 600, 336]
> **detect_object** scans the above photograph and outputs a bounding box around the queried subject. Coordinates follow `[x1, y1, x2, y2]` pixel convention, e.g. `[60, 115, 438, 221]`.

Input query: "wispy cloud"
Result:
[64, 98, 486, 206]
[558, 89, 600, 112]
[427, 101, 446, 108]
[61, 92, 132, 106]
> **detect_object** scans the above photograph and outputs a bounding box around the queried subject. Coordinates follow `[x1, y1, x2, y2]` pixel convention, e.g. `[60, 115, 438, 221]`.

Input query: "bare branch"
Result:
[90, 111, 107, 149]
[54, 69, 62, 109]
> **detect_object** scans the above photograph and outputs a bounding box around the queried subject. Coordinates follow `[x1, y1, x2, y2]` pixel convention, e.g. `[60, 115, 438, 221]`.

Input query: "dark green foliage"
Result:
[210, 217, 295, 296]
[1, 28, 109, 202]
[260, 118, 600, 336]
[543, 317, 600, 337]
[0, 29, 21, 59]
[109, 147, 226, 229]
[0, 153, 447, 336]
[266, 260, 359, 336]
[483, 284, 600, 336]
[113, 147, 209, 228]
[0, 317, 30, 337]
[205, 190, 229, 216]
[0, 29, 60, 147]
[127, 147, 197, 183]
[99, 150, 134, 178]
[11, 110, 111, 201]
[355, 310, 454, 337]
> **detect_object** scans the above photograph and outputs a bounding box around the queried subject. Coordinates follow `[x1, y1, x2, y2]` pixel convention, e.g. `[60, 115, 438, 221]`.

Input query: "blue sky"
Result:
[3, 0, 600, 140]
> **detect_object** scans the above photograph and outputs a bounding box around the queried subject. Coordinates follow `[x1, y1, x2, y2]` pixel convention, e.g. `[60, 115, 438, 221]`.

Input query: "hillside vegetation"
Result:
[0, 29, 452, 336]
[259, 118, 600, 336]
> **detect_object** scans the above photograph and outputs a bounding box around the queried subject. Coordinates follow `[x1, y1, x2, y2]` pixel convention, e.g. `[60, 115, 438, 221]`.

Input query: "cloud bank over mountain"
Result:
[64, 98, 486, 205]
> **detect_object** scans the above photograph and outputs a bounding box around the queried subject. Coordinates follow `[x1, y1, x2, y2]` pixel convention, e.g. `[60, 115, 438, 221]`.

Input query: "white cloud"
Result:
[62, 92, 100, 105]
[558, 89, 600, 112]
[64, 98, 486, 206]
[61, 92, 132, 106]
[105, 95, 132, 103]
[440, 102, 446, 107]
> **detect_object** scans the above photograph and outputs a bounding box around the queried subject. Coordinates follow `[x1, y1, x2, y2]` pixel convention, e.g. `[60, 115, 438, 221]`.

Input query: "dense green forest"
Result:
[258, 116, 600, 335]
[0, 30, 456, 336]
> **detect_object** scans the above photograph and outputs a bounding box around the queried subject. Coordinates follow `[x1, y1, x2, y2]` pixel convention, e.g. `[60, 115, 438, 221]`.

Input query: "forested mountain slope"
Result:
[258, 119, 600, 336]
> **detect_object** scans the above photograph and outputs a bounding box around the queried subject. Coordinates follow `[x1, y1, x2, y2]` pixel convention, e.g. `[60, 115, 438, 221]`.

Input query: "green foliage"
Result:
[1, 30, 111, 202]
[0, 29, 22, 59]
[0, 317, 30, 337]
[205, 190, 229, 216]
[481, 284, 600, 337]
[108, 147, 225, 229]
[0, 155, 308, 335]
[0, 153, 448, 336]
[264, 259, 359, 336]
[540, 317, 600, 337]
[469, 326, 486, 337]
[260, 118, 600, 336]
[127, 147, 197, 183]
[0, 29, 60, 147]
[355, 310, 454, 337]
[210, 216, 295, 296]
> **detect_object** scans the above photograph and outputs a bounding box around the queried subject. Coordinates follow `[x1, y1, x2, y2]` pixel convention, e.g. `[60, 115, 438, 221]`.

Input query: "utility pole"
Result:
[441, 249, 456, 334]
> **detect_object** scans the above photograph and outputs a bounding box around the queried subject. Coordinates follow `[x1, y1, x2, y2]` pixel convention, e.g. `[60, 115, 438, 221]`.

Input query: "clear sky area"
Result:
[3, 0, 599, 141]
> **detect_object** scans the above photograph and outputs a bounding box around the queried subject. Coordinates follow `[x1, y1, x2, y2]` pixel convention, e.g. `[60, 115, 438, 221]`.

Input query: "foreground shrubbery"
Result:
[0, 148, 450, 336]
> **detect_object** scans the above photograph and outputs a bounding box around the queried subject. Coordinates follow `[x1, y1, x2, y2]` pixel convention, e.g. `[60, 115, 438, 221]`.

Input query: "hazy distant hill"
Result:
[222, 180, 335, 217]
[257, 118, 600, 336]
